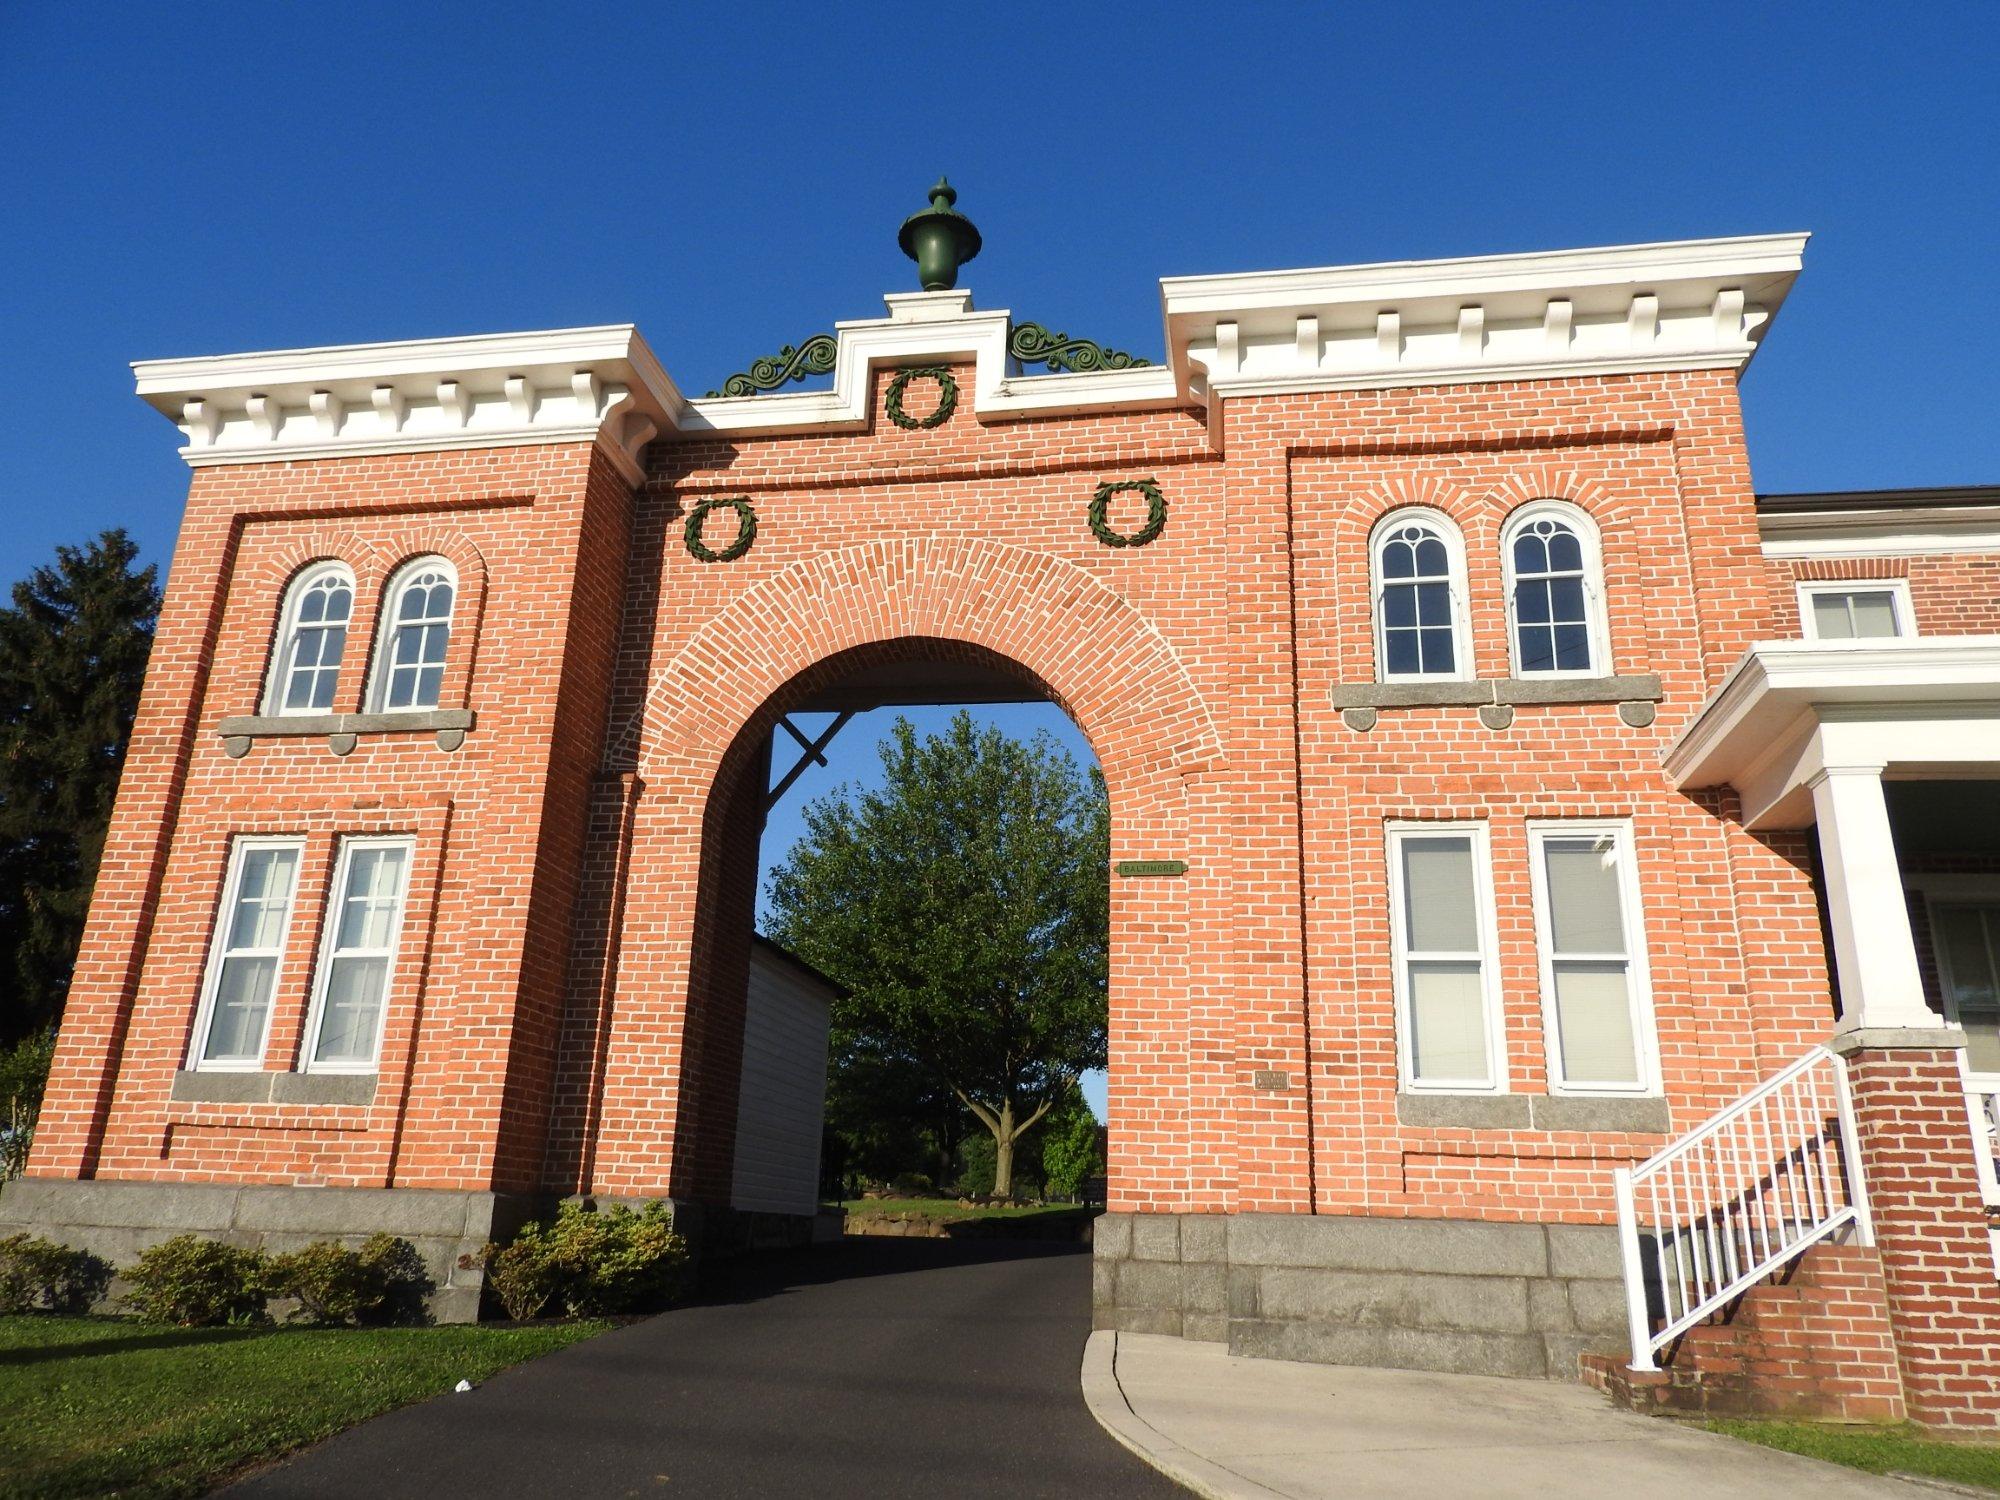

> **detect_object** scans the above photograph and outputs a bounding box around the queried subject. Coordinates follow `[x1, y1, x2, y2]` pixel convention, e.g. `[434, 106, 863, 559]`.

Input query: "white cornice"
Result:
[1161, 232, 1808, 402]
[132, 325, 685, 484]
[1760, 504, 2000, 559]
[131, 232, 1812, 469]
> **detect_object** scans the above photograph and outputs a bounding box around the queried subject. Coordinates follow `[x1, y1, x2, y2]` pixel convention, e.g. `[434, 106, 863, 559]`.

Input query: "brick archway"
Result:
[570, 535, 1224, 1210]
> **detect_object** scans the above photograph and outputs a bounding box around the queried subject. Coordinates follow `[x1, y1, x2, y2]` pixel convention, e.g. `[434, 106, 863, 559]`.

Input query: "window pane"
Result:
[1553, 961, 1640, 1085]
[202, 956, 278, 1062]
[1417, 626, 1455, 675]
[1846, 591, 1900, 638]
[227, 849, 297, 948]
[1402, 836, 1477, 952]
[1553, 624, 1592, 671]
[1383, 583, 1417, 628]
[1810, 593, 1857, 640]
[1545, 528, 1583, 572]
[1544, 837, 1626, 954]
[1408, 962, 1488, 1082]
[314, 956, 389, 1064]
[1385, 628, 1421, 676]
[1415, 579, 1451, 626]
[1939, 907, 2000, 1011]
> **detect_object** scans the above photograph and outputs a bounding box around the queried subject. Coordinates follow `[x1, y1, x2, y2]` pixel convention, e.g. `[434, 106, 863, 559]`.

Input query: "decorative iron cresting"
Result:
[1090, 478, 1168, 548]
[704, 335, 838, 399]
[884, 366, 958, 430]
[684, 495, 758, 562]
[1010, 323, 1152, 374]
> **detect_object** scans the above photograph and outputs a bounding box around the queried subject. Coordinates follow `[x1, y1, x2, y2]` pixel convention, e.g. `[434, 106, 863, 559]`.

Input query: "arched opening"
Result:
[667, 635, 1112, 1247]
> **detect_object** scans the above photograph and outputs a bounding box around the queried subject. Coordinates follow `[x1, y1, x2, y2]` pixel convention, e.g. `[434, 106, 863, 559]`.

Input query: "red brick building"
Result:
[7, 206, 1998, 1423]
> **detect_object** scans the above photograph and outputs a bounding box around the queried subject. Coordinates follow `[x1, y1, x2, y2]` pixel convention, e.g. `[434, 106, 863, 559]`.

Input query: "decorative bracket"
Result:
[706, 335, 839, 398]
[1009, 322, 1152, 373]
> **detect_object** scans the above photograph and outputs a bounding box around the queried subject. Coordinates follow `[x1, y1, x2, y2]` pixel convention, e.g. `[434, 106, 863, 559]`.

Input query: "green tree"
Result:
[0, 530, 159, 1046]
[768, 713, 1108, 1199]
[1040, 1085, 1102, 1201]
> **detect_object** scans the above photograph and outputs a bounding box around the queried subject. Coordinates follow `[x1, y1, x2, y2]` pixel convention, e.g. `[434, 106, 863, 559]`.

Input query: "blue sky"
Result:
[4, 3, 1995, 1122]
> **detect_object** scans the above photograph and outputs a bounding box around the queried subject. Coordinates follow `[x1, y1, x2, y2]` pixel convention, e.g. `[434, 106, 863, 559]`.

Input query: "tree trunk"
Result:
[991, 1098, 1016, 1199]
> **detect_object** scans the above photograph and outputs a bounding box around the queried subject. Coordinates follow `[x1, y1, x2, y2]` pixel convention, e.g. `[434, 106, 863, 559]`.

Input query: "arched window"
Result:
[369, 557, 456, 712]
[1371, 510, 1469, 681]
[1502, 503, 1607, 677]
[265, 563, 354, 715]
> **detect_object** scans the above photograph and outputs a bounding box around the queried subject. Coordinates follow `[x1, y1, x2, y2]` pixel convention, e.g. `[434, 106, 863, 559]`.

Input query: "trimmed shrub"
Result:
[0, 1233, 113, 1314]
[124, 1236, 274, 1326]
[269, 1233, 434, 1327]
[482, 1201, 690, 1320]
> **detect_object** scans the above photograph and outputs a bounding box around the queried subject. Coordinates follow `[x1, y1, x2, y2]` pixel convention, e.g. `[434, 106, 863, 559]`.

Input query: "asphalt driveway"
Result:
[227, 1235, 1181, 1499]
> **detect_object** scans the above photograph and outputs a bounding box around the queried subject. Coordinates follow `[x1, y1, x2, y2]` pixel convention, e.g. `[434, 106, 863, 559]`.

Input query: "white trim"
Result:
[1760, 503, 2000, 560]
[1795, 578, 1915, 641]
[365, 556, 457, 714]
[1370, 507, 1473, 683]
[262, 561, 356, 716]
[1526, 819, 1661, 1096]
[1163, 233, 1807, 404]
[187, 836, 305, 1072]
[1386, 820, 1506, 1093]
[1500, 501, 1611, 678]
[300, 835, 416, 1074]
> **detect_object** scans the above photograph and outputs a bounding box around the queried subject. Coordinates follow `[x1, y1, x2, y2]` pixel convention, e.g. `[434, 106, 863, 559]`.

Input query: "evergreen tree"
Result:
[767, 713, 1108, 1199]
[0, 530, 159, 1045]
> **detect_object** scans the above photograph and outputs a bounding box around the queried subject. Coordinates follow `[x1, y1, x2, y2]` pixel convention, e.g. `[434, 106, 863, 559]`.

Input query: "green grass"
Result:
[838, 1197, 1092, 1222]
[1710, 1418, 2000, 1492]
[0, 1313, 606, 1500]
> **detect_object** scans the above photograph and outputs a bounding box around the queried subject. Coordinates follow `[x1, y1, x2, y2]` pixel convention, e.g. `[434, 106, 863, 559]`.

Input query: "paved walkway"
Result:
[229, 1238, 1176, 1498]
[1084, 1330, 1931, 1500]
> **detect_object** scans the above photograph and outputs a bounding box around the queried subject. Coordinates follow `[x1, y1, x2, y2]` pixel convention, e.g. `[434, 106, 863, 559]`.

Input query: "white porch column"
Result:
[1810, 765, 1937, 1033]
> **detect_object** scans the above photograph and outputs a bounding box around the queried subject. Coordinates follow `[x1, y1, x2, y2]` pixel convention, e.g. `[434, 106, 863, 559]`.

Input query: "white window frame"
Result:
[262, 561, 357, 716]
[1370, 508, 1473, 684]
[1796, 578, 1915, 642]
[366, 556, 457, 713]
[300, 835, 416, 1074]
[1500, 501, 1610, 679]
[1526, 818, 1661, 1096]
[187, 836, 306, 1072]
[1386, 820, 1506, 1093]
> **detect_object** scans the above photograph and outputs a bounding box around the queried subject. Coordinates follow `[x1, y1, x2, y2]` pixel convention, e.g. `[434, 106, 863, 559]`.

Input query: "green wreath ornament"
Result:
[1089, 479, 1168, 548]
[884, 365, 958, 430]
[684, 495, 758, 562]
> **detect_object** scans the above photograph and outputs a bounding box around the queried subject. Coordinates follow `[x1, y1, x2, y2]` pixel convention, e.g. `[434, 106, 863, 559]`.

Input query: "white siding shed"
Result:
[729, 936, 838, 1218]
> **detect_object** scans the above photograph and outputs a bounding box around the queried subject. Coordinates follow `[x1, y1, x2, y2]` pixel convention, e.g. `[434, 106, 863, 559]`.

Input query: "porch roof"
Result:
[1664, 637, 2000, 828]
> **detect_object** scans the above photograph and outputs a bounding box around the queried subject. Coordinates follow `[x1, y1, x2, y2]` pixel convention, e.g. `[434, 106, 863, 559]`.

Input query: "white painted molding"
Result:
[1761, 502, 2000, 559]
[1161, 232, 1808, 400]
[1664, 637, 2000, 826]
[132, 324, 689, 484]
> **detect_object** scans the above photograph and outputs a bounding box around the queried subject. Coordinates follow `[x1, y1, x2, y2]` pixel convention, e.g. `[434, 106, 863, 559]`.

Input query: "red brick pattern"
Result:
[1845, 1048, 2000, 1427]
[1581, 1244, 1905, 1420]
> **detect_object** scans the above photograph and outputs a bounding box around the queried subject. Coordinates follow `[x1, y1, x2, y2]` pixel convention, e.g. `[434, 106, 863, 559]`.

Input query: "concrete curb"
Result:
[1079, 1330, 1282, 1500]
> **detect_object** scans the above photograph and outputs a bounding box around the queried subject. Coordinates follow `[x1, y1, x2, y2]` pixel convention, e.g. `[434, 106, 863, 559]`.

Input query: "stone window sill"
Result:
[1396, 1091, 1669, 1134]
[216, 709, 474, 758]
[171, 1069, 378, 1107]
[1331, 674, 1662, 710]
[1331, 675, 1662, 731]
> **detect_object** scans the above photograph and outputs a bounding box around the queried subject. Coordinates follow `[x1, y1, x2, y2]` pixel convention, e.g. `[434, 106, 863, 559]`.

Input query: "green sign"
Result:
[1115, 859, 1187, 878]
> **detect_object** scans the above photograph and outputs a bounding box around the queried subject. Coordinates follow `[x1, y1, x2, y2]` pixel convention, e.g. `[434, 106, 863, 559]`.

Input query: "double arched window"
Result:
[1371, 509, 1469, 681]
[260, 555, 458, 717]
[266, 563, 355, 714]
[368, 558, 457, 712]
[1501, 503, 1606, 677]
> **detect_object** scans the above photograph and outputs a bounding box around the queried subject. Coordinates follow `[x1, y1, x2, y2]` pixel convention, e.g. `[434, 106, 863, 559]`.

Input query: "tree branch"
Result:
[951, 1085, 1001, 1137]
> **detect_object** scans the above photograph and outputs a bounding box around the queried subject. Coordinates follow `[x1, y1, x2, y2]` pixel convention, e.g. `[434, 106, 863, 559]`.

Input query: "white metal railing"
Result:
[1958, 1062, 2000, 1276]
[1613, 1047, 1871, 1372]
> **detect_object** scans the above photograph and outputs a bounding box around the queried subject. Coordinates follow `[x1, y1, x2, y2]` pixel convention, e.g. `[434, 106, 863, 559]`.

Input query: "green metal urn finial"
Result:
[898, 177, 982, 291]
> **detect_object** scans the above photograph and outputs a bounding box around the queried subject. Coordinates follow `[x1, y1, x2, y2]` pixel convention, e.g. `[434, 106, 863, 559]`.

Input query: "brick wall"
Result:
[1843, 1047, 2000, 1427]
[32, 362, 1848, 1232]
